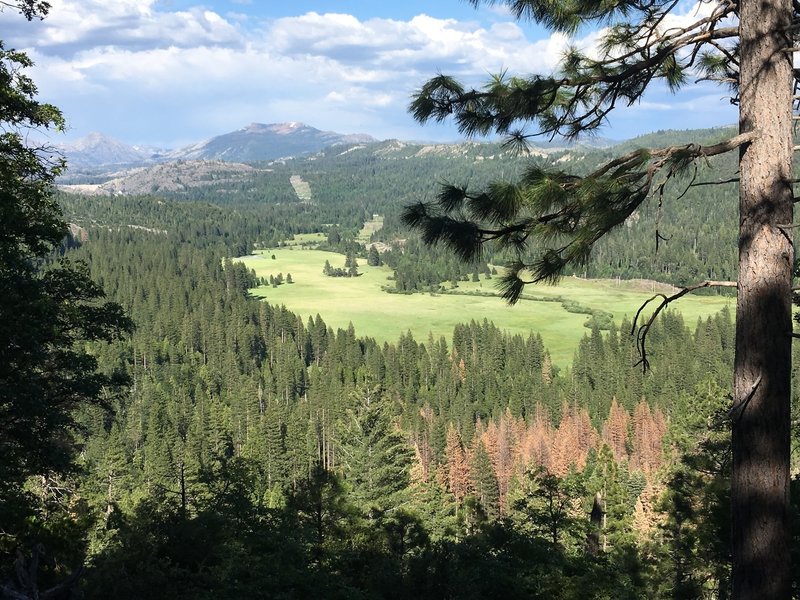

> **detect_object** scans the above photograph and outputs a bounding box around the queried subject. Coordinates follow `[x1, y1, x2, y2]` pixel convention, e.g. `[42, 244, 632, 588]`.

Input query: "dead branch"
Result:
[689, 177, 740, 187]
[590, 131, 755, 182]
[729, 374, 762, 422]
[631, 280, 737, 370]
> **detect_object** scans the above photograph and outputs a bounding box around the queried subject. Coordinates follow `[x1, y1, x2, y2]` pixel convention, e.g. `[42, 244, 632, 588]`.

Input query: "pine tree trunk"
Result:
[734, 0, 793, 597]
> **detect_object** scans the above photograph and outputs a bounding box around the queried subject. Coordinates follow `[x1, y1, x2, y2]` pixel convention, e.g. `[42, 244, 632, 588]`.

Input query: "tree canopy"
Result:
[0, 5, 131, 595]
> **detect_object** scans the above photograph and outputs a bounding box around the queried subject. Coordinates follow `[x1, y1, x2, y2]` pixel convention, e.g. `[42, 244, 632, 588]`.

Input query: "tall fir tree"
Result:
[337, 386, 413, 514]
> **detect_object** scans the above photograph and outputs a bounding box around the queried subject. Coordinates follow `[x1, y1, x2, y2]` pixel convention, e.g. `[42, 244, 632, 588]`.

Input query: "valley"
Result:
[6, 114, 796, 600]
[6, 2, 800, 598]
[238, 247, 733, 366]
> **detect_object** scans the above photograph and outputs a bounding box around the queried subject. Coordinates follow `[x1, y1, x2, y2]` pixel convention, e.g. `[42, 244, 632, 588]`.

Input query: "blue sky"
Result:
[2, 0, 737, 148]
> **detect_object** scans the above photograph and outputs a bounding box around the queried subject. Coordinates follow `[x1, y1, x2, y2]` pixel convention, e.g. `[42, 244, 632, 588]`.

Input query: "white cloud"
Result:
[1, 0, 243, 56]
[262, 11, 579, 78]
[2, 2, 736, 145]
[659, 1, 728, 34]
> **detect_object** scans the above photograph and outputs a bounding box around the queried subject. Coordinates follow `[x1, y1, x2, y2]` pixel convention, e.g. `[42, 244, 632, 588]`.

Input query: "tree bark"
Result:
[734, 0, 793, 598]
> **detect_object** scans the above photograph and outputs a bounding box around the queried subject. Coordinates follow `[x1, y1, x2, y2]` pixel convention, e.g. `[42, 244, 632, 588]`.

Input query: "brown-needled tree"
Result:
[403, 1, 795, 598]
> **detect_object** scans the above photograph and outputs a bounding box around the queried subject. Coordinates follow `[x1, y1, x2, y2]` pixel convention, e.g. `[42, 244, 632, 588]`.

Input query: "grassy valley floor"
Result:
[237, 248, 733, 366]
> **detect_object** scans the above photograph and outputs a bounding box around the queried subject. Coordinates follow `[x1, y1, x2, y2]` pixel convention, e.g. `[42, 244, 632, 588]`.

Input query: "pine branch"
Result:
[689, 176, 739, 187]
[410, 7, 738, 140]
[631, 280, 737, 371]
[404, 131, 755, 303]
[0, 0, 50, 20]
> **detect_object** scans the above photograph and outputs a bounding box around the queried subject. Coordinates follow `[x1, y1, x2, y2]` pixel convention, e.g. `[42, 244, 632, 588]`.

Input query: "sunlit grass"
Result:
[237, 249, 733, 367]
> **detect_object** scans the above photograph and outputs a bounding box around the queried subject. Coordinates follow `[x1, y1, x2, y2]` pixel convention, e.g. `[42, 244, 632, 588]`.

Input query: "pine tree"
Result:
[602, 399, 630, 464]
[493, 410, 517, 511]
[367, 245, 382, 267]
[658, 386, 733, 599]
[327, 229, 341, 246]
[583, 444, 635, 553]
[404, 2, 795, 595]
[288, 463, 356, 565]
[512, 467, 586, 549]
[520, 405, 553, 471]
[337, 386, 413, 513]
[348, 255, 359, 278]
[630, 401, 667, 474]
[469, 439, 500, 519]
[444, 423, 470, 504]
[263, 403, 289, 491]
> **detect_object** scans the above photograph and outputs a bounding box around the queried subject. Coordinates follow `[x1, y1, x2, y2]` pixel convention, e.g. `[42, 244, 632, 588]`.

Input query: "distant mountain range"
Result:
[50, 121, 628, 174]
[50, 120, 735, 185]
[55, 125, 737, 197]
[166, 122, 377, 162]
[53, 122, 378, 171]
[52, 132, 165, 169]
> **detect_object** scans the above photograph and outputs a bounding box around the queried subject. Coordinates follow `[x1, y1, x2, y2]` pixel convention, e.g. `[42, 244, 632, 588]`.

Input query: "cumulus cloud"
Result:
[1, 0, 243, 56]
[659, 0, 730, 33]
[262, 12, 578, 80]
[1, 1, 735, 145]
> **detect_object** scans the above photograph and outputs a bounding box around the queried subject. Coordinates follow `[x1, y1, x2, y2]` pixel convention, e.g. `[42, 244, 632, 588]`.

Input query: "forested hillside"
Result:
[0, 173, 791, 598]
[5, 1, 800, 598]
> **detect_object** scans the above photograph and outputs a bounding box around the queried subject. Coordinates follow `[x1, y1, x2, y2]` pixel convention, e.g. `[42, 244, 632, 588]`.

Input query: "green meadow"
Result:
[237, 249, 733, 367]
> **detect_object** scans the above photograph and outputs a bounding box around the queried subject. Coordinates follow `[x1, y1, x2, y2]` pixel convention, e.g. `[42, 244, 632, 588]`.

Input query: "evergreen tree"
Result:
[512, 467, 586, 550]
[469, 440, 500, 519]
[348, 255, 359, 278]
[327, 229, 341, 246]
[337, 386, 413, 513]
[444, 423, 470, 504]
[582, 445, 635, 553]
[288, 463, 357, 565]
[404, 2, 794, 596]
[0, 8, 131, 585]
[367, 245, 382, 267]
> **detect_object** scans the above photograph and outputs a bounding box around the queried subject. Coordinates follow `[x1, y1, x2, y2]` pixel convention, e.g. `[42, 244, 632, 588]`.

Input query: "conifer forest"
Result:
[3, 1, 800, 599]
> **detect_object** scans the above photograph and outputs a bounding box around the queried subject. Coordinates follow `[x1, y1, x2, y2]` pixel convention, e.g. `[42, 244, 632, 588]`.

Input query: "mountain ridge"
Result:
[52, 132, 166, 169]
[53, 122, 379, 171]
[52, 122, 737, 179]
[56, 126, 738, 197]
